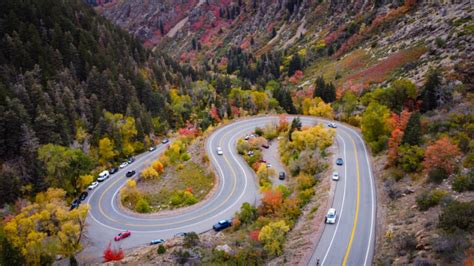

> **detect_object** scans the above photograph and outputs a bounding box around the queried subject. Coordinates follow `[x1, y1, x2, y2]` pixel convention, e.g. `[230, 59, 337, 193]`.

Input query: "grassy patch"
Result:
[146, 161, 214, 210]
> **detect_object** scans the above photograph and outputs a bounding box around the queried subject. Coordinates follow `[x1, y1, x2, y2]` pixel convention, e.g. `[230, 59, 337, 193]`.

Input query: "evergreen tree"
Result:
[288, 54, 302, 76]
[402, 112, 422, 146]
[420, 70, 441, 113]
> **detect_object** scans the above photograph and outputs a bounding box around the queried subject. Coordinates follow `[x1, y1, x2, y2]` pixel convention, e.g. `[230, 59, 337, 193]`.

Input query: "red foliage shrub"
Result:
[423, 136, 461, 175]
[289, 70, 304, 84]
[210, 106, 221, 122]
[260, 190, 283, 215]
[387, 109, 411, 165]
[249, 229, 260, 242]
[103, 242, 124, 262]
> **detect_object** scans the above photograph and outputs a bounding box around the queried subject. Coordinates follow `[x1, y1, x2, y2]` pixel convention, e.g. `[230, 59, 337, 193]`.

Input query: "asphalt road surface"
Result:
[81, 116, 375, 265]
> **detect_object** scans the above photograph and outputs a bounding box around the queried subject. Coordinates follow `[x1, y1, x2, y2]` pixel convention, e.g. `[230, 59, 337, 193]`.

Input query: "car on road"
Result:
[79, 191, 88, 202]
[332, 171, 340, 181]
[262, 144, 270, 149]
[114, 231, 131, 241]
[216, 147, 223, 155]
[126, 170, 136, 178]
[128, 157, 135, 164]
[88, 181, 99, 190]
[162, 138, 170, 144]
[174, 232, 188, 238]
[70, 199, 80, 211]
[149, 146, 156, 152]
[119, 162, 128, 168]
[213, 219, 232, 232]
[97, 170, 110, 182]
[325, 208, 337, 224]
[110, 167, 119, 175]
[279, 171, 286, 180]
[328, 123, 337, 128]
[336, 158, 344, 166]
[150, 239, 165, 245]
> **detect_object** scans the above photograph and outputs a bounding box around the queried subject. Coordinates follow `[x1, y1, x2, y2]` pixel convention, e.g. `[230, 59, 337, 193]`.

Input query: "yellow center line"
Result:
[342, 132, 361, 266]
[96, 126, 240, 227]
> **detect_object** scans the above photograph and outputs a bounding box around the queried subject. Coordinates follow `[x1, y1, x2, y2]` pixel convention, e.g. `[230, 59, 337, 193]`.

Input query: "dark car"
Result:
[162, 138, 170, 144]
[262, 144, 270, 149]
[126, 170, 136, 178]
[213, 219, 232, 232]
[279, 172, 286, 180]
[336, 158, 344, 166]
[79, 191, 88, 202]
[110, 167, 119, 174]
[128, 157, 135, 164]
[70, 199, 80, 211]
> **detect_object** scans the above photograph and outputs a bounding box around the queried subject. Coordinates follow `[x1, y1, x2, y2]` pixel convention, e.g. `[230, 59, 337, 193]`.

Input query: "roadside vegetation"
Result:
[120, 133, 214, 213]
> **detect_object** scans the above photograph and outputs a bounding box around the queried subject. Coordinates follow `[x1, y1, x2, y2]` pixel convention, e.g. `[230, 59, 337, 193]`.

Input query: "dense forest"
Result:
[0, 0, 203, 204]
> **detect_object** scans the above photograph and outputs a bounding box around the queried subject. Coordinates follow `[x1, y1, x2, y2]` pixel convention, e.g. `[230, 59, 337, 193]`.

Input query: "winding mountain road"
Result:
[82, 116, 375, 265]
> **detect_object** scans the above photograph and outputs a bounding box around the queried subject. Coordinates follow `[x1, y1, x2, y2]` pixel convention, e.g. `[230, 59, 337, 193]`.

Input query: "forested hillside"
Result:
[0, 0, 201, 204]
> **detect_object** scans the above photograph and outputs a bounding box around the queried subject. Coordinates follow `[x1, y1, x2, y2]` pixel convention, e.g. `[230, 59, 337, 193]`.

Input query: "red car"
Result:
[114, 230, 131, 241]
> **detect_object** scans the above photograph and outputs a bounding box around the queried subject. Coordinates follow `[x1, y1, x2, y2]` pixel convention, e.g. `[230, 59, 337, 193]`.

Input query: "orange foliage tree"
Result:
[387, 109, 411, 165]
[259, 189, 283, 216]
[423, 136, 461, 175]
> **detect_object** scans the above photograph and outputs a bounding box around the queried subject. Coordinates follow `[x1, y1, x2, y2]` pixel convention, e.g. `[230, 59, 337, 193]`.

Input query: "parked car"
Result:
[126, 170, 136, 178]
[328, 123, 337, 128]
[266, 163, 272, 168]
[336, 158, 344, 166]
[88, 181, 99, 190]
[119, 162, 128, 168]
[97, 170, 110, 182]
[174, 232, 188, 238]
[260, 159, 267, 163]
[109, 167, 119, 174]
[70, 199, 80, 211]
[149, 146, 156, 151]
[150, 239, 165, 245]
[128, 157, 135, 164]
[213, 220, 232, 232]
[325, 208, 337, 224]
[216, 147, 223, 155]
[247, 150, 254, 156]
[79, 191, 88, 202]
[279, 172, 286, 180]
[262, 144, 270, 149]
[244, 135, 250, 140]
[114, 231, 131, 241]
[332, 171, 340, 181]
[161, 138, 170, 144]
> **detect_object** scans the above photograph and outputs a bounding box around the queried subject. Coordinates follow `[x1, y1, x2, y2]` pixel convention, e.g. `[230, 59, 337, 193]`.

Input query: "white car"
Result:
[332, 171, 340, 181]
[244, 135, 250, 140]
[325, 208, 337, 224]
[328, 123, 337, 128]
[216, 147, 223, 155]
[88, 181, 99, 190]
[97, 170, 110, 182]
[267, 163, 272, 168]
[119, 162, 128, 168]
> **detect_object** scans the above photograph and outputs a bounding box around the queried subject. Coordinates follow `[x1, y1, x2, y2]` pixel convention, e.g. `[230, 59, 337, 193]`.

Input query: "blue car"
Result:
[213, 219, 232, 232]
[336, 158, 344, 166]
[150, 239, 165, 245]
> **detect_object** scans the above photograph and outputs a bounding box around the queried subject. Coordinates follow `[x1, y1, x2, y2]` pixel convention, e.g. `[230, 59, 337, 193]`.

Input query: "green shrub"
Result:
[255, 127, 263, 136]
[416, 189, 448, 211]
[428, 167, 448, 184]
[180, 153, 191, 161]
[297, 188, 314, 207]
[157, 245, 166, 254]
[452, 173, 474, 192]
[183, 232, 200, 248]
[397, 144, 424, 173]
[135, 198, 151, 213]
[438, 200, 474, 233]
[432, 231, 470, 263]
[170, 190, 197, 207]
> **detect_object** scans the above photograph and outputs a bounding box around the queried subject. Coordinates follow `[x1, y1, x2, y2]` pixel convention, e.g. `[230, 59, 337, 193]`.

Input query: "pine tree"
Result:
[402, 112, 422, 145]
[421, 70, 441, 113]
